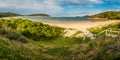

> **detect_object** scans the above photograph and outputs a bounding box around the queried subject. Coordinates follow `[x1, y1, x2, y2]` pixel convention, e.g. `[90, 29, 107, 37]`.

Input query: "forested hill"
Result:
[0, 12, 21, 17]
[27, 14, 50, 16]
[0, 12, 50, 17]
[90, 11, 120, 20]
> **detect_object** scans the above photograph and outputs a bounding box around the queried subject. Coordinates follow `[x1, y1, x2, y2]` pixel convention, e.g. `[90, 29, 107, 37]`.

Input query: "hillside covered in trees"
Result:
[28, 14, 50, 16]
[0, 12, 50, 17]
[0, 12, 21, 17]
[91, 11, 120, 20]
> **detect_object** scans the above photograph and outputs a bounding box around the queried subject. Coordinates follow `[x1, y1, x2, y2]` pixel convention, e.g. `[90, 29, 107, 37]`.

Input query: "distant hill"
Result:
[28, 14, 50, 17]
[90, 11, 120, 20]
[0, 12, 50, 17]
[76, 15, 90, 18]
[0, 12, 22, 17]
[82, 15, 90, 18]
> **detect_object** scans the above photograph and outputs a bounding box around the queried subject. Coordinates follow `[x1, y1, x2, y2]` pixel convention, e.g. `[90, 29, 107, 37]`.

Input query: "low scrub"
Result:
[88, 22, 120, 34]
[0, 18, 65, 41]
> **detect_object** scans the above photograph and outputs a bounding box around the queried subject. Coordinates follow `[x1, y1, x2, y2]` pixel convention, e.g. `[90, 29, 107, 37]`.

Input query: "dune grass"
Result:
[1, 35, 119, 60]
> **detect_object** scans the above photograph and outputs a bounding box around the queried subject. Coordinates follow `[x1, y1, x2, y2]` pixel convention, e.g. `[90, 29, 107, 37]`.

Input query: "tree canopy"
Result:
[91, 11, 120, 20]
[0, 12, 50, 17]
[27, 14, 50, 16]
[0, 12, 21, 17]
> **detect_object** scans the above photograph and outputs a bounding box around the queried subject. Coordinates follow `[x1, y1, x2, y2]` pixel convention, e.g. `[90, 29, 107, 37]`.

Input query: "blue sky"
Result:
[0, 0, 120, 17]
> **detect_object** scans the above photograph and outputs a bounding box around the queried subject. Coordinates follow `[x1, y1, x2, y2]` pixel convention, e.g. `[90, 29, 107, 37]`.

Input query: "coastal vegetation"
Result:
[88, 22, 120, 34]
[0, 18, 64, 41]
[0, 12, 50, 18]
[28, 14, 50, 16]
[91, 11, 120, 20]
[0, 12, 21, 17]
[0, 18, 120, 60]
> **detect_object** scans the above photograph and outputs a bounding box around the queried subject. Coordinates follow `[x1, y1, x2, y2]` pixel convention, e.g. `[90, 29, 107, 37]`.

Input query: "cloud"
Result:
[0, 0, 103, 10]
[0, 0, 64, 14]
[69, 0, 103, 4]
[57, 10, 105, 17]
[0, 0, 104, 16]
[116, 6, 120, 11]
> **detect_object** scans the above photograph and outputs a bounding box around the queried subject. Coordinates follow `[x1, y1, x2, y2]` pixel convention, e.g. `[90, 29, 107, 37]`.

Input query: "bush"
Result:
[0, 18, 65, 41]
[88, 22, 120, 34]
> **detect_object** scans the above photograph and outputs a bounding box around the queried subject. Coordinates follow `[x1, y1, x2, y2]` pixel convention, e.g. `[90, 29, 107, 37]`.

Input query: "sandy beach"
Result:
[42, 20, 120, 37]
[42, 20, 120, 32]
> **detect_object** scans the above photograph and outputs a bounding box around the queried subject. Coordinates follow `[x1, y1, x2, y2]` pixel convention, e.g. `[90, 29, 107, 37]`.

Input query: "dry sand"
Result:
[42, 20, 120, 37]
[42, 20, 120, 32]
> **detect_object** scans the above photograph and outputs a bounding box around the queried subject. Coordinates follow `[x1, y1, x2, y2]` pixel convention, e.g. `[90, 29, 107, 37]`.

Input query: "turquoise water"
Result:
[17, 16, 94, 22]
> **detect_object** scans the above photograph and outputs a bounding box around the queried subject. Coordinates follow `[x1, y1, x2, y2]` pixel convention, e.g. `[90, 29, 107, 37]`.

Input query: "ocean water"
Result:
[17, 16, 94, 22]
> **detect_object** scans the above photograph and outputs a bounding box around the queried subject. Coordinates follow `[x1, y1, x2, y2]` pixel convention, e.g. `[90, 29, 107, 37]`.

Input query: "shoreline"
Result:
[1, 17, 120, 37]
[1, 17, 120, 32]
[41, 20, 120, 37]
[42, 20, 120, 32]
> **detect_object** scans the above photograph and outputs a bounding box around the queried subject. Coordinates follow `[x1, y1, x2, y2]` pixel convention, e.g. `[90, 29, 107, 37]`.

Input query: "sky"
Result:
[0, 0, 120, 17]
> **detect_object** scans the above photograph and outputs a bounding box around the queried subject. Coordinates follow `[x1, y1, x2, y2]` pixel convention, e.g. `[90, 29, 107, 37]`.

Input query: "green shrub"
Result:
[88, 22, 120, 34]
[0, 18, 65, 41]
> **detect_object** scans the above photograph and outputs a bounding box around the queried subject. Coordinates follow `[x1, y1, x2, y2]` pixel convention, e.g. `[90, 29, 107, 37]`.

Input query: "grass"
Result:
[0, 36, 43, 60]
[1, 34, 120, 60]
[70, 31, 83, 37]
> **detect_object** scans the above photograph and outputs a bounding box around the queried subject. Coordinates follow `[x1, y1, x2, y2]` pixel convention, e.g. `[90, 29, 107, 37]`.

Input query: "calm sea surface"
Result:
[17, 16, 95, 22]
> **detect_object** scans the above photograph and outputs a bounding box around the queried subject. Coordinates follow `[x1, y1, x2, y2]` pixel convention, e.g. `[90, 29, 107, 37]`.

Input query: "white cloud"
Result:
[0, 0, 64, 14]
[69, 0, 103, 4]
[0, 0, 103, 9]
[0, 0, 104, 16]
[90, 0, 103, 3]
[116, 6, 120, 11]
[59, 10, 105, 17]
